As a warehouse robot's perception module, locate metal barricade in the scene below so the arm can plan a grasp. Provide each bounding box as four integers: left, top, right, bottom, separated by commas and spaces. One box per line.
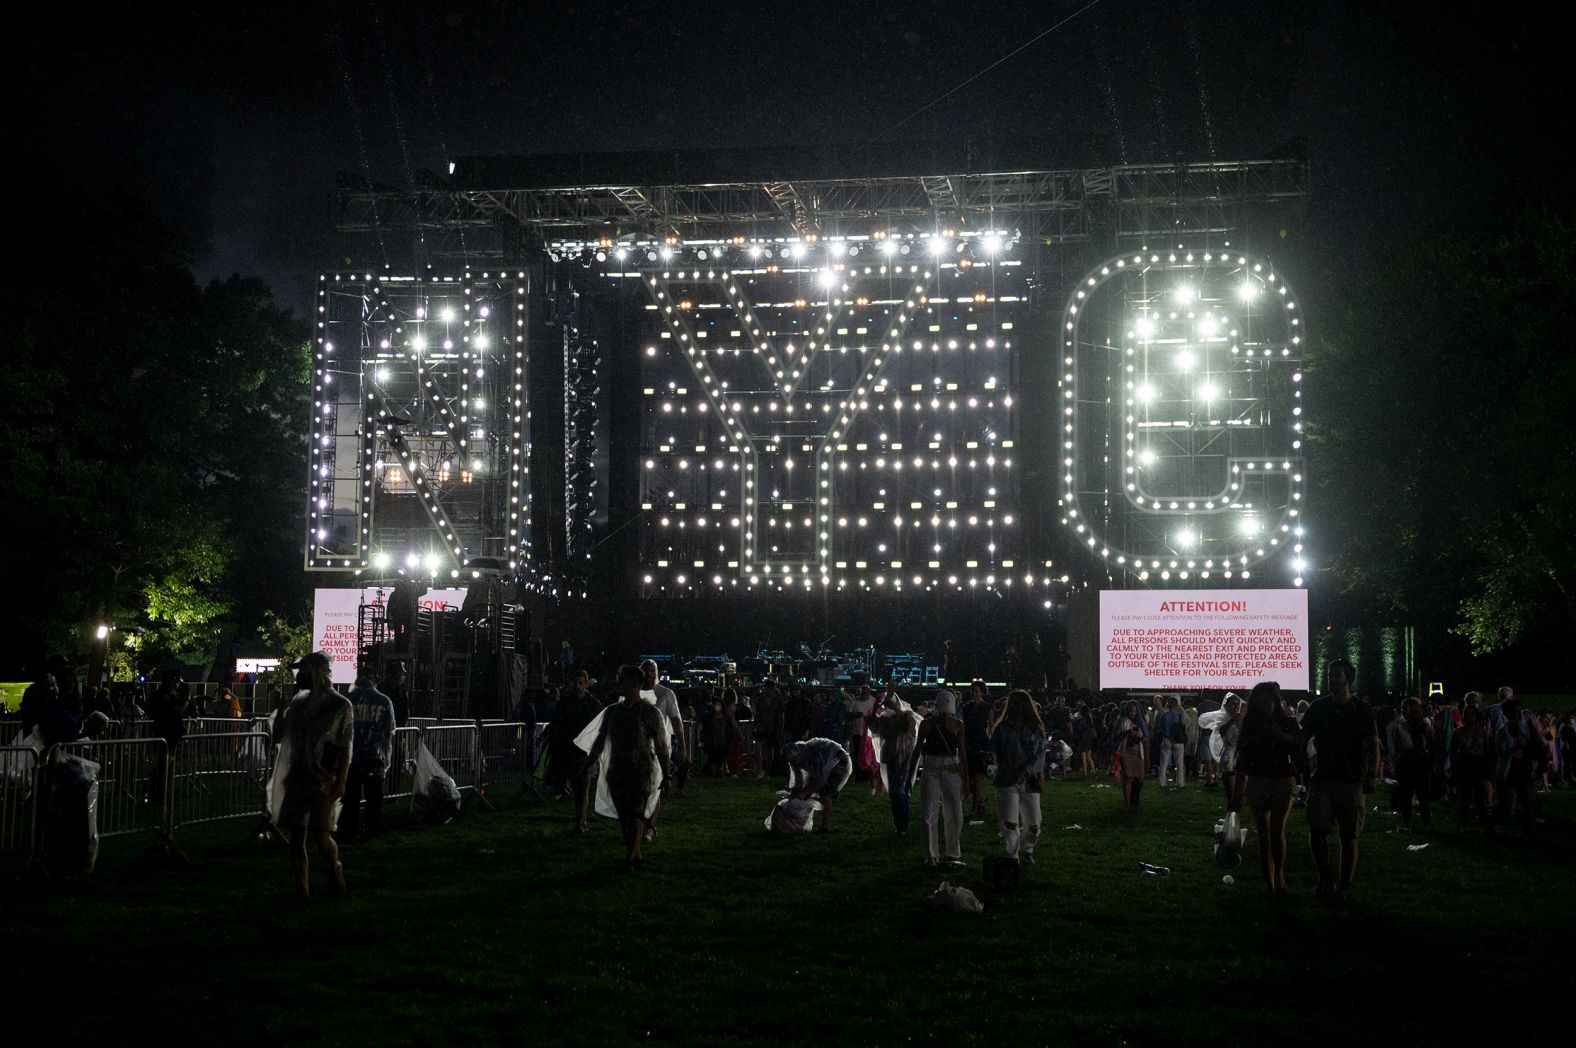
1, 745, 39, 861
407, 717, 440, 731
189, 717, 252, 735
419, 724, 478, 796
167, 731, 272, 835
123, 718, 158, 739
476, 722, 530, 798
383, 727, 423, 801
55, 737, 168, 839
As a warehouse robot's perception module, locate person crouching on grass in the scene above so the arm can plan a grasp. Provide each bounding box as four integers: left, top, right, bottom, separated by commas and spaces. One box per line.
784, 737, 852, 832
273, 651, 353, 899
584, 665, 672, 871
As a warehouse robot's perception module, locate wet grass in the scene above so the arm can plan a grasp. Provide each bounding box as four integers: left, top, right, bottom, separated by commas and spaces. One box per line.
4, 771, 1570, 1045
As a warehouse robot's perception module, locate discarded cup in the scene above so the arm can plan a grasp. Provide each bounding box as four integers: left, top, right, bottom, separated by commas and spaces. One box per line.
1140, 862, 1171, 877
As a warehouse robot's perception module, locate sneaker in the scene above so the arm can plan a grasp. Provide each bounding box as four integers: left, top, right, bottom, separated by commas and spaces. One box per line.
1335, 884, 1353, 904
925, 858, 939, 867
1023, 852, 1036, 865
945, 858, 966, 867
643, 826, 658, 842
575, 823, 589, 835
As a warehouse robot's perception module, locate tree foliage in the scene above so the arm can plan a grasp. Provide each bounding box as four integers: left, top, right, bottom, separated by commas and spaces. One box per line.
5, 183, 311, 672
1311, 195, 1576, 655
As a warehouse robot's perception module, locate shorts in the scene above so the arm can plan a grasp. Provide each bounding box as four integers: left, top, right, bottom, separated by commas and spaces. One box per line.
966, 750, 988, 776
1307, 780, 1365, 839
277, 788, 338, 833
1244, 775, 1296, 814
821, 758, 851, 800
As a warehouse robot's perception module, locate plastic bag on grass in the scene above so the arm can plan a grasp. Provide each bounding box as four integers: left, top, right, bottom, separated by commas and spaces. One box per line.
41, 752, 100, 878
413, 741, 462, 824
764, 794, 822, 834
1214, 810, 1245, 869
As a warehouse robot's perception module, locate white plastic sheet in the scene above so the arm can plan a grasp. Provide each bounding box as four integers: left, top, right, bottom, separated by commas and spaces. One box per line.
870, 710, 920, 793
3, 728, 44, 788
573, 699, 672, 821
42, 752, 99, 878
413, 741, 461, 823
764, 795, 822, 834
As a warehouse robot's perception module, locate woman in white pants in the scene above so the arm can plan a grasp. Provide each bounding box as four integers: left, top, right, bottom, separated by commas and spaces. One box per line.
990, 690, 1048, 863
917, 690, 969, 866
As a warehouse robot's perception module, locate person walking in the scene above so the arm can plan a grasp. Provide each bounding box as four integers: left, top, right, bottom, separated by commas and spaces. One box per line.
1229, 682, 1302, 897
917, 689, 968, 866
961, 681, 992, 818
1217, 694, 1244, 801
271, 652, 353, 898
582, 665, 671, 870
1450, 703, 1492, 830
641, 660, 687, 822
1488, 698, 1538, 837
1117, 701, 1147, 812
1391, 697, 1434, 830
1156, 696, 1188, 788
871, 699, 921, 835
721, 688, 745, 776
990, 690, 1047, 863
1302, 659, 1379, 903
547, 670, 603, 832
340, 666, 396, 841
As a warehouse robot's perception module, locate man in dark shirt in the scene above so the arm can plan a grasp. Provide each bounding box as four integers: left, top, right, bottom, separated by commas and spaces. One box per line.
341, 667, 396, 841
1302, 659, 1380, 902
961, 680, 992, 820
146, 670, 189, 807
753, 681, 782, 779
781, 683, 813, 745
547, 670, 603, 832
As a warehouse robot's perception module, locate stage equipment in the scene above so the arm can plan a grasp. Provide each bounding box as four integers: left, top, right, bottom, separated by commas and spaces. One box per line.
331, 146, 1310, 591
307, 272, 533, 579
1060, 249, 1307, 587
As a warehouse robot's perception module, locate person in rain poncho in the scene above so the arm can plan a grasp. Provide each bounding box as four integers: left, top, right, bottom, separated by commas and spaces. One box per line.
782, 737, 852, 832
270, 651, 353, 898
577, 665, 672, 870
871, 692, 921, 836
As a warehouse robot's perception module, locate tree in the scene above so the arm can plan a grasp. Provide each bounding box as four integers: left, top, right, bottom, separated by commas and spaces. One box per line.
4, 180, 311, 674
1311, 194, 1576, 658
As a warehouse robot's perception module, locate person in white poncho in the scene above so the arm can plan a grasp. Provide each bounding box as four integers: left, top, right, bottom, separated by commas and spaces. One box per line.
576, 665, 672, 870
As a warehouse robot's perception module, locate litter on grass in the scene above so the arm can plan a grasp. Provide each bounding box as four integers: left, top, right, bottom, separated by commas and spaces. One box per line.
925, 882, 984, 914
1407, 843, 1430, 852
1061, 824, 1087, 831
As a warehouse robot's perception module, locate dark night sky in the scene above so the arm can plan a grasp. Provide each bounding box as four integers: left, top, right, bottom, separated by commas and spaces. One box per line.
18, 0, 1563, 312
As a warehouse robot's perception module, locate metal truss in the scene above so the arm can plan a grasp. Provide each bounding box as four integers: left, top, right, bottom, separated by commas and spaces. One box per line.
335, 158, 1308, 245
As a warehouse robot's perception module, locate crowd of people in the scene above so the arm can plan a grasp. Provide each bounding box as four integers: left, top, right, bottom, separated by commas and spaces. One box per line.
521, 659, 1572, 899
8, 650, 1573, 900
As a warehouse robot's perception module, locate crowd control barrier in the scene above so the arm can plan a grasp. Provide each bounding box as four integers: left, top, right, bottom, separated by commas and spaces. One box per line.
167, 731, 272, 836
419, 724, 479, 797
55, 737, 168, 841
476, 722, 531, 798
1, 745, 39, 865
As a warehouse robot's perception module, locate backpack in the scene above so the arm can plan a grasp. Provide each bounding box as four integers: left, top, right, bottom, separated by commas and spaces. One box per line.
1167, 713, 1187, 745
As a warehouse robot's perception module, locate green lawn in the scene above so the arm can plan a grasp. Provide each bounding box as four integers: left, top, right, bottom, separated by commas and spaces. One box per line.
4, 772, 1570, 1045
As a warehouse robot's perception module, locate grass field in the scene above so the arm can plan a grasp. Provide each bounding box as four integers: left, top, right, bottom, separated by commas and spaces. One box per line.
4, 770, 1570, 1045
